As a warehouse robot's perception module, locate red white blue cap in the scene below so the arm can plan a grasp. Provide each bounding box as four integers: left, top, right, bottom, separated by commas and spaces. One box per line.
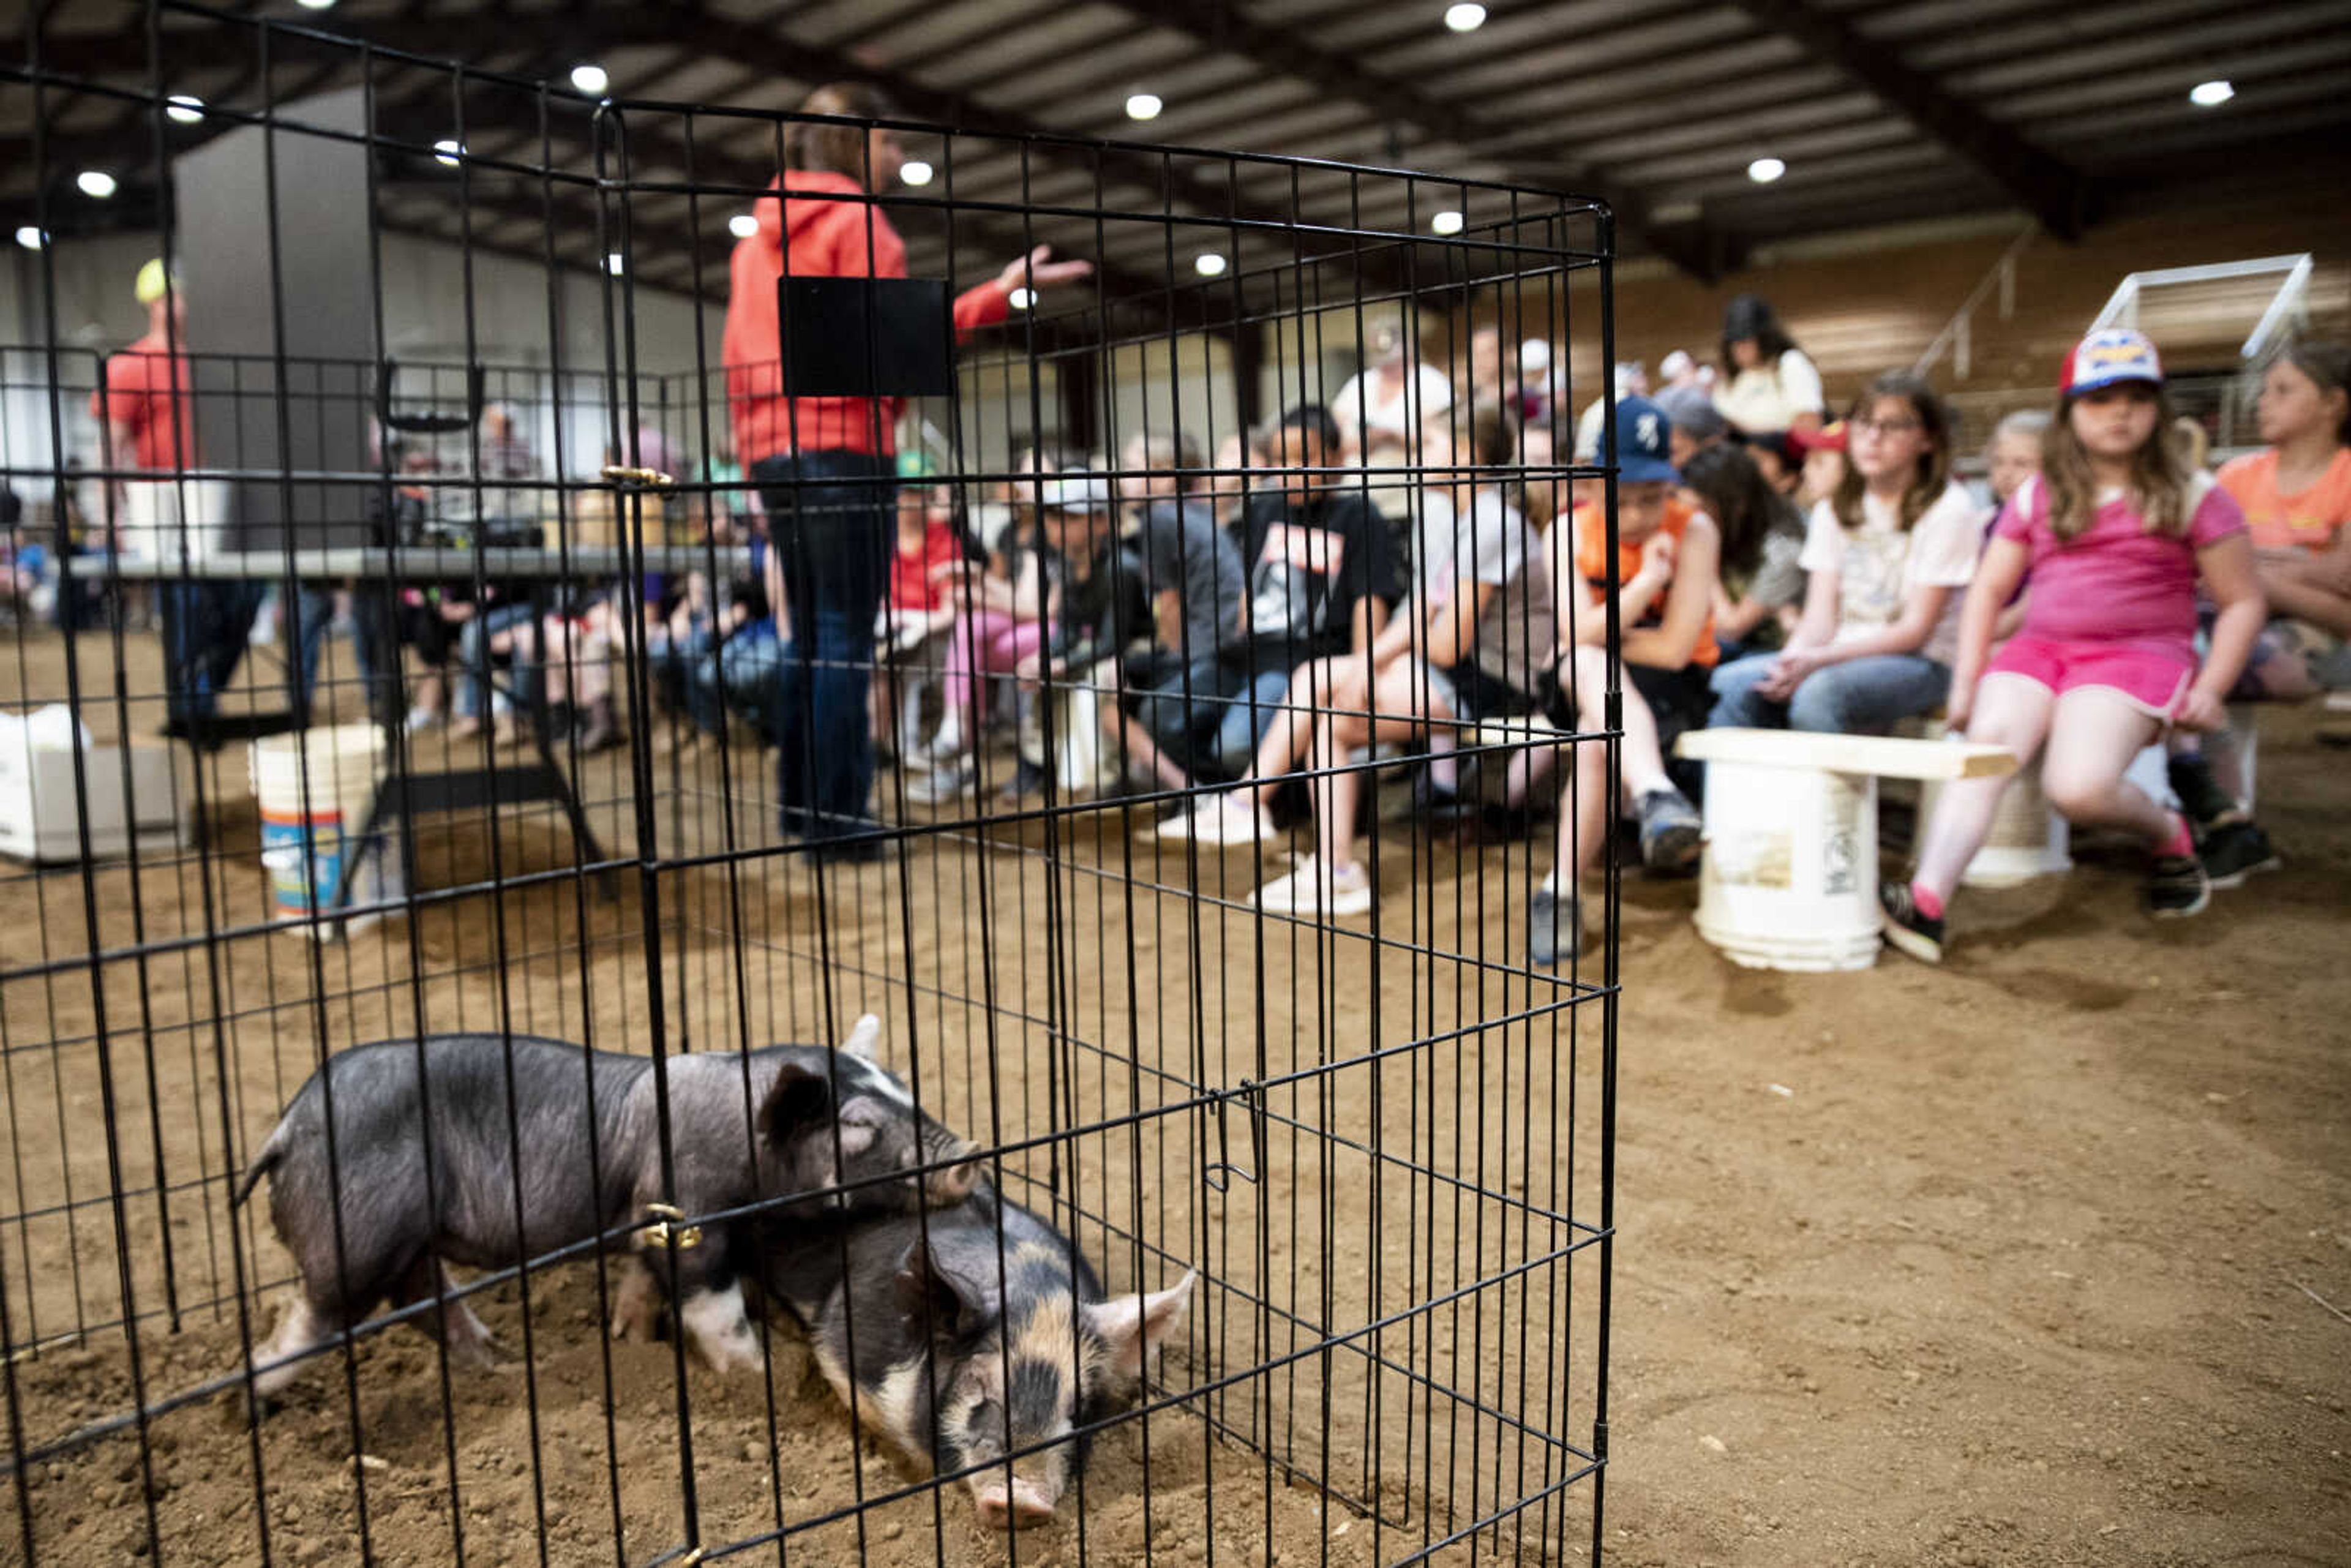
2061, 328, 2164, 397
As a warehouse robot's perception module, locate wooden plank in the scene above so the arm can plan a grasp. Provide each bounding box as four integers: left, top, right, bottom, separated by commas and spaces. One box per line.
1674, 726, 2017, 781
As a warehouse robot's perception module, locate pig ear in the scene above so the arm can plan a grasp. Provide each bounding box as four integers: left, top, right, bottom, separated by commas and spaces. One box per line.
1083, 1270, 1196, 1382
760, 1058, 833, 1141
895, 1239, 985, 1343
842, 1014, 882, 1062
924, 1141, 981, 1206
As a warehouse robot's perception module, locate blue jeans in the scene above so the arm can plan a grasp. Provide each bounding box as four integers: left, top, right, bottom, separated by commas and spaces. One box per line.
162, 582, 369, 727
1708, 651, 1950, 733
651, 618, 713, 726
160, 579, 266, 727
754, 452, 893, 837
454, 602, 540, 719
699, 621, 781, 736
1212, 668, 1295, 777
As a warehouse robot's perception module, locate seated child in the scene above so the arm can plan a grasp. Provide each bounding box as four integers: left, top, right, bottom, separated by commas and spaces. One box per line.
1532, 396, 1716, 966
1708, 370, 1982, 735
874, 480, 962, 762
1160, 404, 1550, 918
1883, 329, 2263, 962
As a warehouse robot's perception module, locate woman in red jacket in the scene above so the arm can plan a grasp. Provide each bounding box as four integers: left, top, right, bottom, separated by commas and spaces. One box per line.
722, 82, 1089, 854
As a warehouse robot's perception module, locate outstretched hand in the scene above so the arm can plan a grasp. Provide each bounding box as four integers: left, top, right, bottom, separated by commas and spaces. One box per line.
996, 244, 1095, 296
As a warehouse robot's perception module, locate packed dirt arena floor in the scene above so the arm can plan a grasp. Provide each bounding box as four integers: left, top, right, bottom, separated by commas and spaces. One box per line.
2, 630, 2347, 1566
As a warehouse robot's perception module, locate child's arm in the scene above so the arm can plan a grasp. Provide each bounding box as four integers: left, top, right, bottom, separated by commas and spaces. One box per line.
1621, 517, 1719, 669
2252, 548, 2351, 637
1940, 536, 2030, 733
1151, 587, 1183, 650
1713, 582, 1772, 642
1790, 582, 1950, 669
1782, 564, 1838, 653
1350, 588, 1391, 656
1007, 550, 1047, 620
2179, 534, 2267, 731
1411, 578, 1497, 671
1566, 533, 1674, 649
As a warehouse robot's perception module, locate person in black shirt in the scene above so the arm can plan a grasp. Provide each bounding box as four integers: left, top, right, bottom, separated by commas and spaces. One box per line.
1155, 405, 1404, 841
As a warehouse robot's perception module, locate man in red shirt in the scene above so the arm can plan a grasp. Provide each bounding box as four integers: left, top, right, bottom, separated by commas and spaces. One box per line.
93, 260, 258, 735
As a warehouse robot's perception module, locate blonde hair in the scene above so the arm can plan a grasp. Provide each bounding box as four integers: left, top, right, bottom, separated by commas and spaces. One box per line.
2041, 383, 2192, 542
1831, 370, 1952, 532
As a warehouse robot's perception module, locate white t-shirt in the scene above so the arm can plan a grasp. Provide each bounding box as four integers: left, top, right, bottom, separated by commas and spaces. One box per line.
1798, 482, 1985, 665
1714, 348, 1824, 436
1332, 362, 1454, 452
1410, 488, 1553, 691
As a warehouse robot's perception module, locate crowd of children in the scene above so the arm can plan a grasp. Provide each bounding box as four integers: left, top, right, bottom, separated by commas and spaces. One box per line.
58, 235, 2347, 967
666, 320, 2341, 970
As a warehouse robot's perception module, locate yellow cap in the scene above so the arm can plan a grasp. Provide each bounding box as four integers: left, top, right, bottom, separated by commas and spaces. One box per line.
134, 258, 170, 306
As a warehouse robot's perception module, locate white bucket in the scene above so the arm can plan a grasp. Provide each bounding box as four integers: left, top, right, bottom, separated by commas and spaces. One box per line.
1920, 760, 2072, 889
249, 724, 394, 939
1693, 757, 1881, 972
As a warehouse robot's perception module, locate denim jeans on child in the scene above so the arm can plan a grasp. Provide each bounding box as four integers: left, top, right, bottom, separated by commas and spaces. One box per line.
1707, 651, 1950, 733
453, 602, 541, 720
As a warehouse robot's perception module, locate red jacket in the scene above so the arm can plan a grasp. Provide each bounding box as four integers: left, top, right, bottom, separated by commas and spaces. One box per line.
722, 169, 1011, 463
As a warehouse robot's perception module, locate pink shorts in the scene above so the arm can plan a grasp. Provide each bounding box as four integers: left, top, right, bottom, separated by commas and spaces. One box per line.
1983, 634, 2193, 718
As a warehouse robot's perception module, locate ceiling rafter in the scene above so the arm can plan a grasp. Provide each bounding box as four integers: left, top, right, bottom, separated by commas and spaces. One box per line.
1725, 0, 2089, 239
648, 6, 1441, 302
1078, 0, 1731, 281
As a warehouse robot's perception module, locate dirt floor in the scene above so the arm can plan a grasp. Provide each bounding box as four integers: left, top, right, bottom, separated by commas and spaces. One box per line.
1, 626, 2346, 1567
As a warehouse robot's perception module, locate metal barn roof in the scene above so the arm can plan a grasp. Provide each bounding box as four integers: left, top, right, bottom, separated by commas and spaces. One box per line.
8, 0, 2345, 299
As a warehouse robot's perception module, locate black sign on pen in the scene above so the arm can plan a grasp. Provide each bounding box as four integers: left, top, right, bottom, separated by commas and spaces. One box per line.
778, 276, 956, 399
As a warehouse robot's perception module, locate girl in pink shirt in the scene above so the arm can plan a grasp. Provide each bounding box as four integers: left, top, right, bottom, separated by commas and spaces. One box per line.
1882, 329, 2266, 962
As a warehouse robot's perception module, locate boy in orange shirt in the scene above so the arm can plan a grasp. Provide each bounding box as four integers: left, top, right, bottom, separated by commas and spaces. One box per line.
1534, 397, 1717, 966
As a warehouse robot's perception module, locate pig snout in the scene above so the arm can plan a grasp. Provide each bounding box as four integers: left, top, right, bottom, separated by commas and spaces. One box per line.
971, 1477, 1057, 1530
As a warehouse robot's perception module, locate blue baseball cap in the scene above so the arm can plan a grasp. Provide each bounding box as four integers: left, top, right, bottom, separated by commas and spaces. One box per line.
1608, 395, 1679, 484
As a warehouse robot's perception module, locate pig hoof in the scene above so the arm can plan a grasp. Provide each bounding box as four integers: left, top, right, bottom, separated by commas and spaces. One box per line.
680, 1285, 760, 1375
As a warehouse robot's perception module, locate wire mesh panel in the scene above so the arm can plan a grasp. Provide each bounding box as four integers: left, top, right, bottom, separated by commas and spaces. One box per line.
2, 5, 1624, 1563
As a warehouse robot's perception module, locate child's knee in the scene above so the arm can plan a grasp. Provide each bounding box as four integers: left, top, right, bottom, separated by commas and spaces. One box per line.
2041, 764, 2116, 821
1783, 681, 1845, 732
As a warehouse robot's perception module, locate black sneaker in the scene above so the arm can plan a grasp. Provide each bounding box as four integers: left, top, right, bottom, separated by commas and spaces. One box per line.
998, 759, 1049, 803
1529, 887, 1580, 968
2198, 820, 2279, 890
1636, 787, 1703, 874
2165, 752, 2244, 831
2147, 852, 2211, 918
1878, 881, 1946, 964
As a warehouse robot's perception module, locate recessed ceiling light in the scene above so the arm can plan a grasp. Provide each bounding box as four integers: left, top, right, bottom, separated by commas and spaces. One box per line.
1431, 209, 1464, 235
166, 95, 204, 125
729, 212, 759, 239
1125, 92, 1163, 121
2189, 79, 2234, 108
294, 0, 337, 9
15, 227, 45, 250
1747, 156, 1787, 183
899, 159, 934, 187
1444, 2, 1487, 31
1008, 287, 1035, 310
1194, 252, 1228, 277
77, 170, 117, 199
605, 252, 626, 275
433, 139, 463, 167
569, 64, 609, 96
